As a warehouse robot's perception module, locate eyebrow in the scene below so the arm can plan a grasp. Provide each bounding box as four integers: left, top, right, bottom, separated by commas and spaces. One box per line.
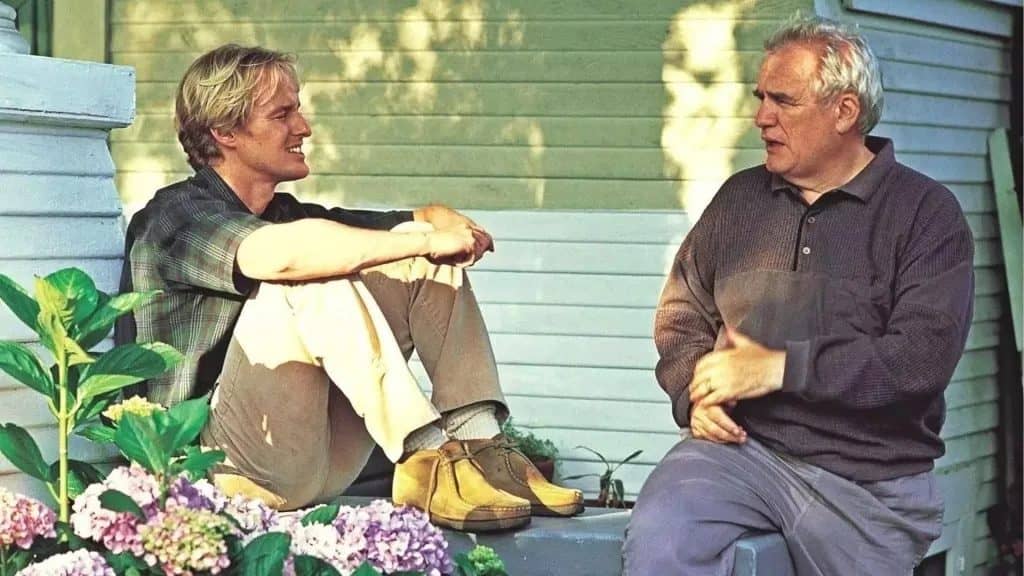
752, 88, 794, 102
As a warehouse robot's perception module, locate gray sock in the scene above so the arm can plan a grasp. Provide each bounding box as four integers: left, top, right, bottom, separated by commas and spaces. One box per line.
402, 423, 447, 456
444, 402, 501, 440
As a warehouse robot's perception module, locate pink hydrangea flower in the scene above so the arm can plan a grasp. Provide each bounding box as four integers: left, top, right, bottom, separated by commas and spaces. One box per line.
16, 549, 115, 576
0, 487, 56, 549
70, 465, 160, 555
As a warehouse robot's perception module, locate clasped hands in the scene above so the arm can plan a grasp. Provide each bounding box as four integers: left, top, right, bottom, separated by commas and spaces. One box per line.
415, 205, 494, 267
688, 328, 785, 444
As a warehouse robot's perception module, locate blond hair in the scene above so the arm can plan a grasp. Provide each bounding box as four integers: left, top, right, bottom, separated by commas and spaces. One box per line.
175, 44, 298, 170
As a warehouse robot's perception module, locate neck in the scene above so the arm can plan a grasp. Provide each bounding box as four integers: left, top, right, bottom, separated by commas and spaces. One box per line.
211, 163, 276, 215
797, 139, 875, 205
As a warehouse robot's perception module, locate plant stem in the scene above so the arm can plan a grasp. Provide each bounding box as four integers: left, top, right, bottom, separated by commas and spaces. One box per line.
57, 359, 69, 523
1, 545, 7, 576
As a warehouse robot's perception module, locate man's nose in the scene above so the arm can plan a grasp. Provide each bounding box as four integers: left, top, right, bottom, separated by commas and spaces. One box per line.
295, 112, 312, 137
754, 101, 774, 128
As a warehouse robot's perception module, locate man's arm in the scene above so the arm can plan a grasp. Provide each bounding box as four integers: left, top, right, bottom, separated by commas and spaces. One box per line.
236, 218, 477, 281
655, 209, 748, 442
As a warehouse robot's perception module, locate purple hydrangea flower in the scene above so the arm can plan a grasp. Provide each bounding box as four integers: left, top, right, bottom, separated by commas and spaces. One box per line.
167, 476, 227, 514
224, 494, 278, 540
0, 487, 56, 550
335, 500, 452, 576
16, 549, 115, 576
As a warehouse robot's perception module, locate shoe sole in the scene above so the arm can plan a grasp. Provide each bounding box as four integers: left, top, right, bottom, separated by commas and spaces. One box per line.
531, 501, 586, 517
430, 511, 531, 532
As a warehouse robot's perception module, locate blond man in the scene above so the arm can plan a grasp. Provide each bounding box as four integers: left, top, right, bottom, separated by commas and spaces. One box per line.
117, 44, 582, 531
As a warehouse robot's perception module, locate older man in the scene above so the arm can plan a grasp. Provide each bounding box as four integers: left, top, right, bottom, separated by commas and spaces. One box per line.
118, 44, 582, 530
623, 17, 974, 575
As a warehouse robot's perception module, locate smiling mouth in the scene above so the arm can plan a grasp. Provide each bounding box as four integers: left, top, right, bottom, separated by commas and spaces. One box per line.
287, 145, 303, 155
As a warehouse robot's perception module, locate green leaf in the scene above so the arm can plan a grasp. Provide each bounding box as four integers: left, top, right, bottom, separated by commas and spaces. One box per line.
77, 387, 122, 424
78, 342, 183, 402
5, 549, 33, 574
63, 335, 95, 367
99, 489, 145, 519
453, 554, 480, 576
293, 556, 344, 576
239, 532, 292, 576
165, 395, 210, 454
0, 423, 53, 481
45, 268, 99, 328
50, 459, 104, 500
105, 551, 149, 573
76, 424, 117, 444
0, 340, 53, 397
0, 273, 39, 331
352, 563, 385, 576
610, 450, 644, 474
172, 448, 225, 481
78, 290, 159, 350
301, 502, 341, 526
114, 413, 168, 475
35, 305, 67, 360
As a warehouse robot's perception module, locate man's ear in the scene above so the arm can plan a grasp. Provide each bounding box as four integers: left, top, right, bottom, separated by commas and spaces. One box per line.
834, 92, 861, 135
210, 127, 236, 150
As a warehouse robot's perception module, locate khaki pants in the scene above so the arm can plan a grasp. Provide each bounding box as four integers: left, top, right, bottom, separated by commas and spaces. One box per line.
200, 231, 505, 510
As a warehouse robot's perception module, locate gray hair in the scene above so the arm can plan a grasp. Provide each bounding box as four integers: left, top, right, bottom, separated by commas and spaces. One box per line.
764, 16, 884, 134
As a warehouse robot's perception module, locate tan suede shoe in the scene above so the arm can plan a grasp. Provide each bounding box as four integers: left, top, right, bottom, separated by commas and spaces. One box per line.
393, 440, 531, 532
464, 435, 585, 517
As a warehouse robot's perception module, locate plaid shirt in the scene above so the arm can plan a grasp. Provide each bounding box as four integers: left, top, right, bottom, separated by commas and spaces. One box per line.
116, 167, 412, 406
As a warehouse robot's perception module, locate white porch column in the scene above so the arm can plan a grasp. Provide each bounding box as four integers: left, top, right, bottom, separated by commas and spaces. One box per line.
0, 2, 28, 54
0, 1, 135, 499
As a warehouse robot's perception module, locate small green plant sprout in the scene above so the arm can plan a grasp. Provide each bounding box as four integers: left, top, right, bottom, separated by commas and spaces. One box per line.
563, 446, 644, 508
0, 268, 182, 522
500, 418, 557, 462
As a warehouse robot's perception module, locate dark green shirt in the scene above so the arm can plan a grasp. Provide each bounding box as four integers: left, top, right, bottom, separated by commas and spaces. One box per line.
116, 167, 412, 406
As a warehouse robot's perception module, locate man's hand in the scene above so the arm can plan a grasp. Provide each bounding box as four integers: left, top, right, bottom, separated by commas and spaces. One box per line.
423, 226, 477, 266
689, 328, 785, 406
415, 205, 494, 265
689, 400, 746, 444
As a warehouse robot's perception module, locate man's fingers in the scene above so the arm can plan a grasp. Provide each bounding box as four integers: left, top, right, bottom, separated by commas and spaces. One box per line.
705, 404, 745, 441
693, 410, 735, 443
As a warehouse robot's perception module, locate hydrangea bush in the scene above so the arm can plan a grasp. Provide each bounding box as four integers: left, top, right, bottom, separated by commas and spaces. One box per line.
0, 269, 508, 576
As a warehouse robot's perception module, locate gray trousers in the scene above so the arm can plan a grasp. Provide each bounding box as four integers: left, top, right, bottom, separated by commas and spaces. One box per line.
622, 433, 944, 576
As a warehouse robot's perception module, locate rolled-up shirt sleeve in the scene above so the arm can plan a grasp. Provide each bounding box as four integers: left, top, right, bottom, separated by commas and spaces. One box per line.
154, 196, 270, 295
781, 191, 975, 409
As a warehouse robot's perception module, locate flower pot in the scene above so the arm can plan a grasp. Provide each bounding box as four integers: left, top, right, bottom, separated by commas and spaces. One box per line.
532, 458, 556, 482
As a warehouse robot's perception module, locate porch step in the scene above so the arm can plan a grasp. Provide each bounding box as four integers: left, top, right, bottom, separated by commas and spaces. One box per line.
444, 506, 631, 576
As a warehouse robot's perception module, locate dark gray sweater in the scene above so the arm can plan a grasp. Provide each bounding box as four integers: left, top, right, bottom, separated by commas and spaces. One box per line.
655, 137, 975, 481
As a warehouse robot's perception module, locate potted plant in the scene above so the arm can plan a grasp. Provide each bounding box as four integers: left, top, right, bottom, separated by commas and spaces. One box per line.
563, 446, 643, 508
500, 419, 559, 481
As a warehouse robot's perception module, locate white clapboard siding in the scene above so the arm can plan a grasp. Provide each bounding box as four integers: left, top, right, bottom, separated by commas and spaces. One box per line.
0, 54, 133, 501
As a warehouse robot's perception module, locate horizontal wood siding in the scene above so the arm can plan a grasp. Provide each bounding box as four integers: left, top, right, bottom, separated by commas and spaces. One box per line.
109, 0, 812, 212
817, 1, 1017, 570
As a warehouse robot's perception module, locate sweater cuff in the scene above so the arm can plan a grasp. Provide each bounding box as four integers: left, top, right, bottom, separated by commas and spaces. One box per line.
782, 340, 810, 394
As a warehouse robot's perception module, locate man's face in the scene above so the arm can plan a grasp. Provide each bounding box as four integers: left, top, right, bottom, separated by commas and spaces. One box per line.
754, 44, 840, 185
230, 74, 311, 186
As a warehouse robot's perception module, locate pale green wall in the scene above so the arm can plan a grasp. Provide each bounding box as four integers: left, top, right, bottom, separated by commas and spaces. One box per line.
106, 0, 810, 212
52, 0, 105, 62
